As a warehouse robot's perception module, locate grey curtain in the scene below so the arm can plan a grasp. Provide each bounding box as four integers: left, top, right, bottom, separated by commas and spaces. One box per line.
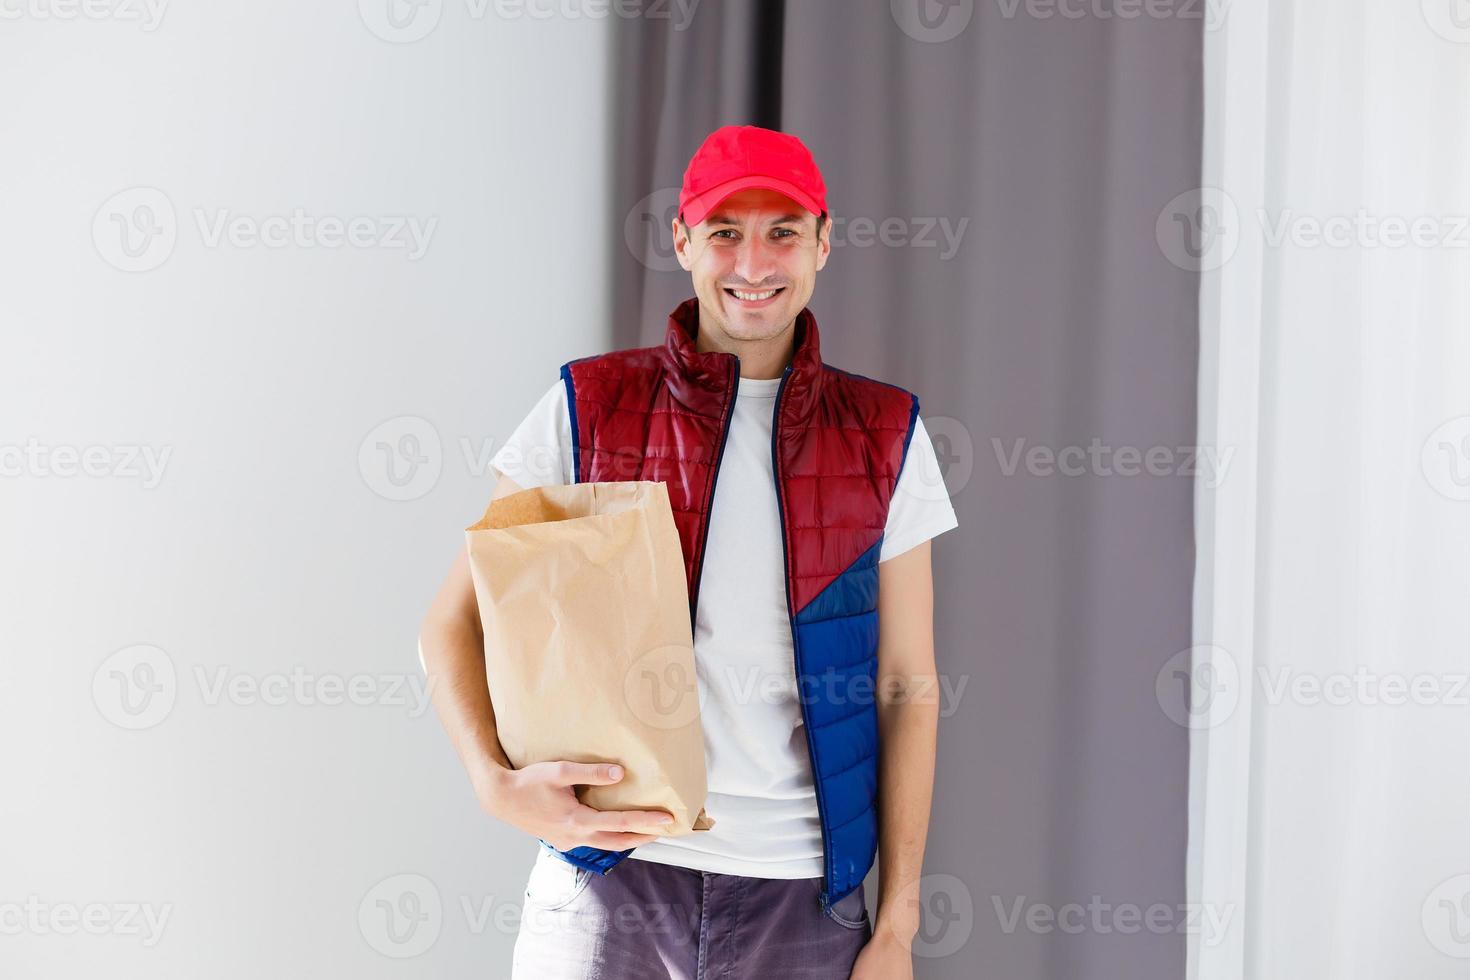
610, 4, 1200, 978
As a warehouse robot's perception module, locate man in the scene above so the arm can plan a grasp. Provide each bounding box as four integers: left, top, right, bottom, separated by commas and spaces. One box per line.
420, 125, 958, 979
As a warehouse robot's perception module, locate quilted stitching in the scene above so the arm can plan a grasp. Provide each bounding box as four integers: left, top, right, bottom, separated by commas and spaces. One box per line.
554, 298, 918, 909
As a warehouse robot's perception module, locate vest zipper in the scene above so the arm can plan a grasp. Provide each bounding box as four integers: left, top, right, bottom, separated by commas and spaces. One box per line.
686, 354, 740, 631
769, 362, 836, 912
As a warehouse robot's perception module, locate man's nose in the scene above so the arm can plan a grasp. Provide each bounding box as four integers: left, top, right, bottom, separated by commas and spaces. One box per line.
731, 236, 779, 285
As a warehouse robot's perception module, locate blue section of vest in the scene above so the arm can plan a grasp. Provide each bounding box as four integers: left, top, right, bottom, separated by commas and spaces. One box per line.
559, 362, 581, 482
546, 842, 631, 875
792, 538, 884, 908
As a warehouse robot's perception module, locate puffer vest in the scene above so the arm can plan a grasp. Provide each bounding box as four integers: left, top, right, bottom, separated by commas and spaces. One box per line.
550, 296, 920, 910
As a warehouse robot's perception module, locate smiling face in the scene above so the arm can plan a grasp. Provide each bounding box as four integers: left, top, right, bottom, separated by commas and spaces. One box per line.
672, 186, 831, 362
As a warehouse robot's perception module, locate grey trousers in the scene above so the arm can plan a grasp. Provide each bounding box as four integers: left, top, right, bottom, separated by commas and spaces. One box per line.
511, 846, 872, 979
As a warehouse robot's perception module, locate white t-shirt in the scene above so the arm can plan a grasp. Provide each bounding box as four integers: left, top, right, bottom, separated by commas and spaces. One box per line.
490, 374, 959, 879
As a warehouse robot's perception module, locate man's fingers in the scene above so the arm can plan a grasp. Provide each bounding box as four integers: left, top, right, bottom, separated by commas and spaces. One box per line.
585, 831, 662, 849
546, 831, 660, 851
580, 806, 676, 833
553, 761, 626, 786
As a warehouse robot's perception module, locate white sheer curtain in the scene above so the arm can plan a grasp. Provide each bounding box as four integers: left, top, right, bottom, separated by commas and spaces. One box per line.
1190, 2, 1470, 977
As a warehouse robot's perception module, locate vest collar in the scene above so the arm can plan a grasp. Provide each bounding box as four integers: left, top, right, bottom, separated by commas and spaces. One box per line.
661, 297, 825, 423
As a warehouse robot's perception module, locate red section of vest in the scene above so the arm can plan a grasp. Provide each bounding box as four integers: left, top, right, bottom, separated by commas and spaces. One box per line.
564, 298, 915, 615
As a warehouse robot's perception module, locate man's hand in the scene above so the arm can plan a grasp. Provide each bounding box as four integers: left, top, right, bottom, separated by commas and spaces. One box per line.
484, 760, 675, 852
422, 471, 676, 854
850, 929, 913, 980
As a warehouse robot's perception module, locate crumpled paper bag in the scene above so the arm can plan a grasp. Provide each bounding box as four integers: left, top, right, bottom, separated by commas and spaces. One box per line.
465, 480, 713, 836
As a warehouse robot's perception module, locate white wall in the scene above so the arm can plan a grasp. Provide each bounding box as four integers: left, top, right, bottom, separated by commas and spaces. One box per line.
0, 3, 612, 975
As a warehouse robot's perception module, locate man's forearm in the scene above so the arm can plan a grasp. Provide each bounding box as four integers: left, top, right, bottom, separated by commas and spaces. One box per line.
420, 604, 512, 803
873, 685, 940, 943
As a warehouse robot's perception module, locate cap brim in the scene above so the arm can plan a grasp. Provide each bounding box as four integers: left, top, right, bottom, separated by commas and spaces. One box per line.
681, 175, 824, 228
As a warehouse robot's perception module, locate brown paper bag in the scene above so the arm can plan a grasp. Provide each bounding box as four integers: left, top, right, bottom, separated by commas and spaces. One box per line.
465, 480, 713, 837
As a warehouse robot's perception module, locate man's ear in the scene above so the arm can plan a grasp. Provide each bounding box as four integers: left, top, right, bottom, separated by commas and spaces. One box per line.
671, 218, 694, 271
814, 216, 832, 271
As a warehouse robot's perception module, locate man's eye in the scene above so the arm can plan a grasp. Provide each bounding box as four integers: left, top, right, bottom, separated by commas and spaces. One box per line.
773, 228, 796, 239
712, 230, 737, 240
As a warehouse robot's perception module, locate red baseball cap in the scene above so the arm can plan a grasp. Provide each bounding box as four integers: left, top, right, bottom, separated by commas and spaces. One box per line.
679, 125, 828, 228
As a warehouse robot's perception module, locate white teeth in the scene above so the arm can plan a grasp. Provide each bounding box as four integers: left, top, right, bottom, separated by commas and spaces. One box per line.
732, 289, 778, 301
